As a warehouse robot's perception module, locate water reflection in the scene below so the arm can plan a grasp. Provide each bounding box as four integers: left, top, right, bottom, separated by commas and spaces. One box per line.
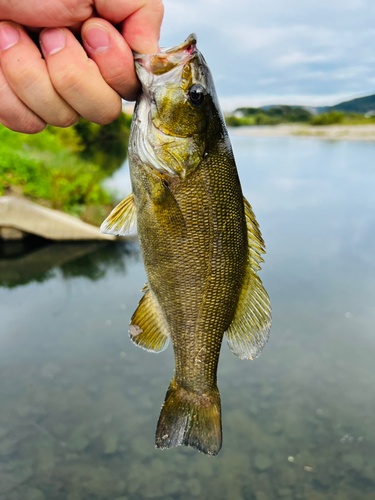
0, 239, 138, 289
1, 137, 375, 500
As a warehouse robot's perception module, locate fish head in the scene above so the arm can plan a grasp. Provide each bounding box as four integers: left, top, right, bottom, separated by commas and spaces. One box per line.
132, 34, 221, 180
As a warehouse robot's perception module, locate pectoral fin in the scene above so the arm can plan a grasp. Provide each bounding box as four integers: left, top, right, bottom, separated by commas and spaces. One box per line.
129, 289, 170, 353
225, 197, 271, 359
148, 172, 187, 238
100, 193, 136, 236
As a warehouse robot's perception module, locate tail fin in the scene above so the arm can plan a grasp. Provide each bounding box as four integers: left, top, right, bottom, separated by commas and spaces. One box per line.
155, 379, 222, 456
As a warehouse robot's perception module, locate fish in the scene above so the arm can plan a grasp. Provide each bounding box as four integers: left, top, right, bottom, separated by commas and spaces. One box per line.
101, 34, 271, 456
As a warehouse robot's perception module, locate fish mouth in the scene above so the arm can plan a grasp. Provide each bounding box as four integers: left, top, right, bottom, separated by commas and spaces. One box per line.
134, 33, 198, 83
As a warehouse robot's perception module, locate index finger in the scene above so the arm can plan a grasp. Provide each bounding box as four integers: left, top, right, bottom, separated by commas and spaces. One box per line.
0, 0, 93, 28
95, 0, 164, 54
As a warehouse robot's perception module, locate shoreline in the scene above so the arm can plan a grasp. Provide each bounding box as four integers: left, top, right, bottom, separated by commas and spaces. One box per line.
229, 124, 375, 141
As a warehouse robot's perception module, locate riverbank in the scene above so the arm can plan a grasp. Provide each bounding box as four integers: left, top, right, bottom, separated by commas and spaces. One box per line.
230, 124, 375, 141
0, 114, 131, 227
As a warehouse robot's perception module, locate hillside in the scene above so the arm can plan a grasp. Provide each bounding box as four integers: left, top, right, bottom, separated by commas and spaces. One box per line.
329, 94, 375, 114
254, 94, 375, 115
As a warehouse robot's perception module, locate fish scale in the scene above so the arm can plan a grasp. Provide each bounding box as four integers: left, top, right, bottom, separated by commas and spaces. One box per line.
100, 33, 271, 455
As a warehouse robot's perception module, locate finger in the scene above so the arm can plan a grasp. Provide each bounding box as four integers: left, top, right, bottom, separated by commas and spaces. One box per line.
0, 0, 93, 28
95, 0, 164, 53
0, 66, 46, 134
0, 22, 79, 128
0, 27, 46, 133
82, 18, 140, 101
40, 27, 122, 125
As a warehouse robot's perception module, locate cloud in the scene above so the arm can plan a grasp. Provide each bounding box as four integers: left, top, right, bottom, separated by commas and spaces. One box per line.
276, 52, 334, 68
161, 0, 375, 108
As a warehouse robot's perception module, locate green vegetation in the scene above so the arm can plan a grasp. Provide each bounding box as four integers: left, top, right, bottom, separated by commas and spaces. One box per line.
310, 111, 344, 125
73, 112, 132, 175
225, 106, 375, 128
225, 105, 313, 127
0, 114, 131, 226
310, 111, 375, 126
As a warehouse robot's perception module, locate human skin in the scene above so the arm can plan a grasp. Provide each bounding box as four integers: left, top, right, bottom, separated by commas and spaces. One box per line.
0, 0, 164, 133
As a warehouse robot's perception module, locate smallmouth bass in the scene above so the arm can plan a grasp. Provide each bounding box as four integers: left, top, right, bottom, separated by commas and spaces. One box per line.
101, 34, 271, 456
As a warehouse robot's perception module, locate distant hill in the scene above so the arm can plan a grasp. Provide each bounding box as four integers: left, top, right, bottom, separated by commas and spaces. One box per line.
258, 94, 375, 115
329, 94, 375, 114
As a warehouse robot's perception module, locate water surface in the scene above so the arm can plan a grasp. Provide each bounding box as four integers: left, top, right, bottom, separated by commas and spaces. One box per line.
1, 136, 375, 500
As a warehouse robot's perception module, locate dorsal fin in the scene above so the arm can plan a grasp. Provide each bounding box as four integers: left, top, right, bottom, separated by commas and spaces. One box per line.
225, 197, 271, 359
243, 197, 265, 271
100, 193, 136, 236
129, 289, 170, 353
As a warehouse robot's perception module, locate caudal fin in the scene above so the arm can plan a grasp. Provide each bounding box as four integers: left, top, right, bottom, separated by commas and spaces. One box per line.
155, 379, 222, 456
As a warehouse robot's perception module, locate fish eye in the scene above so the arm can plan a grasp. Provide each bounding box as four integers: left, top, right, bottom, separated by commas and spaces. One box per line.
188, 85, 205, 106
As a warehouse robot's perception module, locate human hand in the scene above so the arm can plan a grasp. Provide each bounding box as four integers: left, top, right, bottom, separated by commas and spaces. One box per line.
0, 0, 164, 133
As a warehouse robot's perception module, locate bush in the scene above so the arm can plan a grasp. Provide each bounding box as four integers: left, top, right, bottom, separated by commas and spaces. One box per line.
0, 114, 131, 224
310, 112, 345, 126
0, 123, 112, 219
73, 113, 131, 174
225, 116, 246, 127
225, 105, 313, 127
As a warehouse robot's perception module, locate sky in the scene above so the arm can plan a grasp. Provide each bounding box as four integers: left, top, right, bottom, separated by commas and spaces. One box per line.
160, 0, 375, 111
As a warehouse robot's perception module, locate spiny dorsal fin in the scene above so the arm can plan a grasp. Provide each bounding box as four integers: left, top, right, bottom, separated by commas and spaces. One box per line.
225, 197, 271, 359
129, 290, 170, 353
100, 193, 136, 236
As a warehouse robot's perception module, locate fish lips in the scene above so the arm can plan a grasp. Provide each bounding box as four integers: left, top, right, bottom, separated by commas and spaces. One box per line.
134, 33, 198, 90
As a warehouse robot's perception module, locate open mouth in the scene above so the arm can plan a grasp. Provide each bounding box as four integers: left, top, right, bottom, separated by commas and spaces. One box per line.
134, 33, 198, 77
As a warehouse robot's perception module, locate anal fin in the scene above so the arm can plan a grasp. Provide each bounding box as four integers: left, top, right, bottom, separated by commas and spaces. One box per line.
100, 192, 136, 236
129, 289, 170, 353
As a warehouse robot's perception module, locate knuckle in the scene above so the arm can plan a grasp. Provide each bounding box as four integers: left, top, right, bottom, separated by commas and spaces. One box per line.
62, 112, 80, 128
2, 117, 46, 134
6, 60, 42, 91
50, 109, 80, 128
94, 102, 122, 125
28, 124, 47, 134
51, 64, 87, 96
0, 73, 46, 133
60, 0, 93, 24
21, 116, 47, 134
105, 66, 128, 88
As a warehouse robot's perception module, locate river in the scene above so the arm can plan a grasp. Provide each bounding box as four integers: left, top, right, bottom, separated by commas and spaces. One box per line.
1, 134, 374, 500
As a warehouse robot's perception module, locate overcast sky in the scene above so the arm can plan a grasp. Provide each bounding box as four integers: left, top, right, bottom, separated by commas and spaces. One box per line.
160, 0, 375, 110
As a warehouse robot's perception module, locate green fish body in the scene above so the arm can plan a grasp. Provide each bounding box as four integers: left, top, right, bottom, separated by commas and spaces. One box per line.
101, 34, 271, 455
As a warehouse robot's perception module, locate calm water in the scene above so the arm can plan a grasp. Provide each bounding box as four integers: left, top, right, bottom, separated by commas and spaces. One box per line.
1, 135, 375, 500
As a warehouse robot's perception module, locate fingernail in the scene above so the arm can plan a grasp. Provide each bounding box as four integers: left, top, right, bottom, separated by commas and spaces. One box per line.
0, 24, 20, 51
84, 26, 110, 53
41, 29, 66, 55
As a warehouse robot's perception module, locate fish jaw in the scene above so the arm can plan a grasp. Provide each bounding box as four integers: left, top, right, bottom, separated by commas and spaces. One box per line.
134, 33, 198, 89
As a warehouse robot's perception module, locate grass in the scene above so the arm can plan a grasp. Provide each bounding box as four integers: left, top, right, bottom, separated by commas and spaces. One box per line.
0, 115, 131, 226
